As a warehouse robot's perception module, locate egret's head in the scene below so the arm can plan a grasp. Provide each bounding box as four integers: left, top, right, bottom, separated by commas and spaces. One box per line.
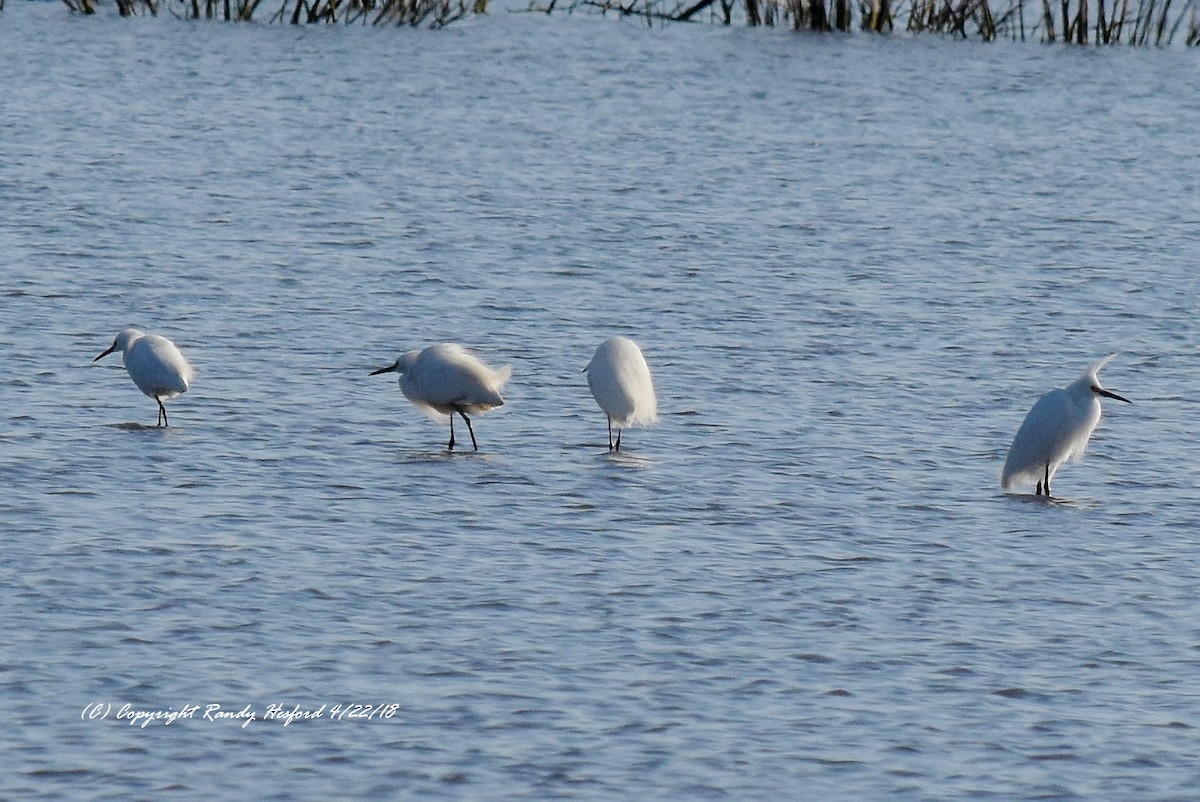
1083, 353, 1131, 404
94, 328, 144, 362
369, 350, 420, 377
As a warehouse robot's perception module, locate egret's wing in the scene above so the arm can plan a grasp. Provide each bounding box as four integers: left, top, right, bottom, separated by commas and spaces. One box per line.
126, 335, 192, 397
1002, 390, 1071, 489
410, 345, 508, 410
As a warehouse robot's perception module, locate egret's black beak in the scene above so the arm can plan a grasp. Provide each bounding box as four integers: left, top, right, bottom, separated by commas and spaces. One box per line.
370, 363, 398, 376
94, 343, 118, 362
1095, 387, 1132, 404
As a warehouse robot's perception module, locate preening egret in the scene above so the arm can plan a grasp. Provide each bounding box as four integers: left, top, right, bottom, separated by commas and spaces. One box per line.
94, 329, 194, 427
1001, 354, 1131, 498
585, 336, 657, 451
370, 343, 511, 451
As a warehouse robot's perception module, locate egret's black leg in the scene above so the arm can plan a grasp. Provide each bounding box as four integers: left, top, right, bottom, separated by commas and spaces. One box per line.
157, 397, 169, 427
606, 416, 614, 451
448, 414, 456, 451
458, 410, 478, 451
615, 428, 622, 452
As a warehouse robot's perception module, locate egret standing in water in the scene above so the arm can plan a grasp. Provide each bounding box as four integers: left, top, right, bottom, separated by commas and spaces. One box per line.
94, 328, 194, 427
585, 336, 657, 451
370, 343, 511, 451
1001, 354, 1131, 498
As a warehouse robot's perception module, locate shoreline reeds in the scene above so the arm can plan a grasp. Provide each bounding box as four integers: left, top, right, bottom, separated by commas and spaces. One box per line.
545, 0, 1198, 42
59, 0, 486, 26
48, 0, 1200, 43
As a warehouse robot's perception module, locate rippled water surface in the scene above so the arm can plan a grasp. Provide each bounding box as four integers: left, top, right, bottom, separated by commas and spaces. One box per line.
3, 3, 1200, 798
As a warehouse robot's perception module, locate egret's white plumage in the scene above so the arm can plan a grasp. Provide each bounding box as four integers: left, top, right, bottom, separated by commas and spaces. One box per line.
370, 343, 511, 451
585, 336, 657, 451
1001, 354, 1131, 498
94, 328, 194, 427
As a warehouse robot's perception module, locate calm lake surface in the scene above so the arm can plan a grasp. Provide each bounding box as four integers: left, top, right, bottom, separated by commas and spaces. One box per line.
2, 2, 1199, 798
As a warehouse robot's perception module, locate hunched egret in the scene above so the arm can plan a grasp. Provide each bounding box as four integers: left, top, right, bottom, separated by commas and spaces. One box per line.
94, 329, 194, 427
371, 343, 511, 451
585, 337, 657, 451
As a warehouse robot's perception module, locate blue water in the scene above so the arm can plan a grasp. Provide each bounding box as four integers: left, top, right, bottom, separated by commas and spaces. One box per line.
2, 3, 1200, 798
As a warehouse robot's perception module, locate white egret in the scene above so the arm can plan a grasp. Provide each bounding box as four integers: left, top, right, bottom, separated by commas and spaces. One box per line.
370, 343, 511, 451
585, 336, 657, 451
94, 328, 194, 427
1001, 354, 1131, 498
